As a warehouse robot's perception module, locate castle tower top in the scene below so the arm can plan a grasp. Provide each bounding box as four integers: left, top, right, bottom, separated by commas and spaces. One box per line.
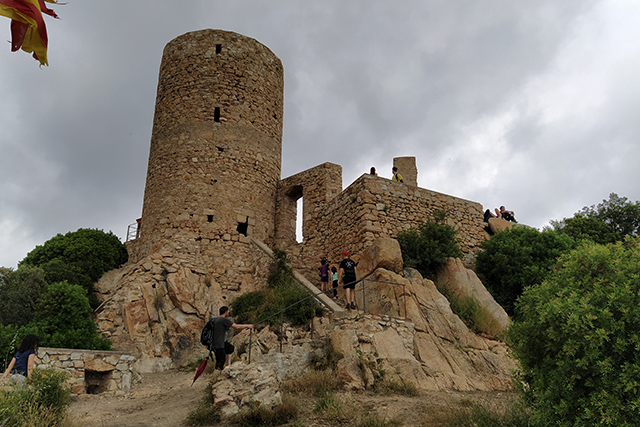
135, 29, 284, 266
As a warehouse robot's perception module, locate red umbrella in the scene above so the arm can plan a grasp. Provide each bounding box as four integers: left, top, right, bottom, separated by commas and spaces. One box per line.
191, 352, 212, 386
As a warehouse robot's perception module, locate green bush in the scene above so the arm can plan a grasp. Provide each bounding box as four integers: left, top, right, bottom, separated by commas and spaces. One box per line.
0, 266, 48, 326
397, 209, 463, 280
0, 367, 71, 427
20, 228, 128, 308
507, 238, 640, 426
231, 250, 321, 327
33, 281, 111, 350
475, 227, 575, 316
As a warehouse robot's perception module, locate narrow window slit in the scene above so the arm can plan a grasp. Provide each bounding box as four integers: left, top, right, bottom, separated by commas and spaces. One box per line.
214, 107, 221, 122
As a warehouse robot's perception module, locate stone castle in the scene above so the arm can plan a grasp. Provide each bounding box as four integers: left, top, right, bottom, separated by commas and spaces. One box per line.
96, 29, 492, 373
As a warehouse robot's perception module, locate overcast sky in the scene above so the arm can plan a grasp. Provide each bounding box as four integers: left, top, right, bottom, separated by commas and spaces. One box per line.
1, 1, 639, 268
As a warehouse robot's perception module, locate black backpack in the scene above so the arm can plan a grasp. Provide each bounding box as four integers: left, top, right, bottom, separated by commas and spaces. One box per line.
200, 318, 215, 350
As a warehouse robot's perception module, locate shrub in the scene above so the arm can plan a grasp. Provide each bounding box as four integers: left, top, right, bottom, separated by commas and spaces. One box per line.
0, 367, 71, 427
20, 228, 128, 308
507, 238, 640, 426
0, 266, 48, 326
231, 250, 321, 327
475, 226, 574, 316
283, 369, 339, 397
397, 209, 462, 280
228, 395, 299, 426
33, 281, 111, 350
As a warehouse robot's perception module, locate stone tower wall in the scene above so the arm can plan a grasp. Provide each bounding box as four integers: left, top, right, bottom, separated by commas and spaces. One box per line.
134, 29, 283, 292
393, 156, 418, 187
278, 172, 486, 280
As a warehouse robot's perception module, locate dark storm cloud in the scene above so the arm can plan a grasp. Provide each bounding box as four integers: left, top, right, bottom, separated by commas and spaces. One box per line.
1, 0, 638, 267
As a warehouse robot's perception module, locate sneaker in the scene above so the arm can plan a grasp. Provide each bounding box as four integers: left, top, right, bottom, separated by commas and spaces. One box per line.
350, 302, 356, 310
333, 295, 338, 299
346, 303, 351, 310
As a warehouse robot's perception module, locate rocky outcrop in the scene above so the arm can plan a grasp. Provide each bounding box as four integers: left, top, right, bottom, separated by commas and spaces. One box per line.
436, 257, 510, 337
487, 217, 516, 234
210, 362, 282, 416
93, 245, 272, 373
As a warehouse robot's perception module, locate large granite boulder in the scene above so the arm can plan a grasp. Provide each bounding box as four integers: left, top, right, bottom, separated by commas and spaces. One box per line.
436, 257, 510, 337
357, 237, 404, 278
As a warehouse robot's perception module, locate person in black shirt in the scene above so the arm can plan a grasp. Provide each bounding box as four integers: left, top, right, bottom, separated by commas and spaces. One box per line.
339, 250, 357, 310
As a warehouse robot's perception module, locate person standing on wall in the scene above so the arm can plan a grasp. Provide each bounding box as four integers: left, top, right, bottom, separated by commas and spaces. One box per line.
392, 167, 404, 183
339, 250, 357, 310
211, 306, 254, 370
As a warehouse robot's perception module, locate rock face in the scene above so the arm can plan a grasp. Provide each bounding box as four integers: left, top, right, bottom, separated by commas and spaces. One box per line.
94, 247, 272, 373
436, 257, 510, 337
488, 217, 516, 234
327, 237, 516, 392
211, 362, 282, 416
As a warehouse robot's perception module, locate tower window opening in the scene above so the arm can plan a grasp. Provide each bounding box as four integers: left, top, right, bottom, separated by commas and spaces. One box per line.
214, 107, 221, 122
237, 217, 249, 236
296, 197, 303, 243
215, 44, 222, 54
207, 215, 213, 223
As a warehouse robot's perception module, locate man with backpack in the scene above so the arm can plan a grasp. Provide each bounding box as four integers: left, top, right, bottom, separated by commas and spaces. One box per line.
202, 306, 254, 370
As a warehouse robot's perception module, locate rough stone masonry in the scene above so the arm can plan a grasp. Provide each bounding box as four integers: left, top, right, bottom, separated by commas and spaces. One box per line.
96, 29, 491, 373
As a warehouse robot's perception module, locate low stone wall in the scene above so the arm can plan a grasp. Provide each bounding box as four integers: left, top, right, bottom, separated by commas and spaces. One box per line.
35, 348, 136, 395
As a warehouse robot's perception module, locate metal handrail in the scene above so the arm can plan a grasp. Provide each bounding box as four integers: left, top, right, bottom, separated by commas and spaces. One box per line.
246, 275, 409, 363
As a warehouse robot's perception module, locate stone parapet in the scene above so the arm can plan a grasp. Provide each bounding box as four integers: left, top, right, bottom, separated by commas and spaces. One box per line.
35, 348, 136, 396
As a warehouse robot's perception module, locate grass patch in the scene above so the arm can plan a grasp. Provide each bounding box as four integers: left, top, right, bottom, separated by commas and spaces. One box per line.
308, 338, 341, 371
436, 284, 504, 337
283, 369, 339, 397
228, 394, 299, 427
357, 411, 403, 427
313, 390, 349, 423
0, 367, 72, 427
433, 400, 532, 427
372, 378, 419, 397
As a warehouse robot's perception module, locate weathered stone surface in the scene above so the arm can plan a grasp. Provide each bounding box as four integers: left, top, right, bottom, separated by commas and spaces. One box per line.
357, 237, 404, 278
337, 355, 365, 390
436, 258, 509, 336
331, 329, 358, 358
211, 362, 282, 415
488, 217, 515, 234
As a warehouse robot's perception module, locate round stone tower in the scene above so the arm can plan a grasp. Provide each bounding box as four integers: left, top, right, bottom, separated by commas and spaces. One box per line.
136, 29, 284, 288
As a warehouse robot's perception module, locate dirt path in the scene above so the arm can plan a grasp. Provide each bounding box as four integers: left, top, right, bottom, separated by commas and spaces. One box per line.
68, 369, 208, 427
68, 368, 517, 427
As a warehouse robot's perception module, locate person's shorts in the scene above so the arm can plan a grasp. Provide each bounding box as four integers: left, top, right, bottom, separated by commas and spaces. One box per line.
213, 342, 235, 370
343, 278, 356, 290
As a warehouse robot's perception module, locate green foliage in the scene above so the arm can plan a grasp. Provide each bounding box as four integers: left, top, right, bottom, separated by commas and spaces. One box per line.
552, 193, 640, 244
0, 266, 48, 326
0, 367, 71, 427
185, 403, 222, 426
475, 227, 575, 316
507, 238, 640, 427
232, 250, 321, 327
0, 324, 40, 371
397, 210, 463, 280
33, 281, 111, 350
20, 228, 128, 307
357, 412, 403, 427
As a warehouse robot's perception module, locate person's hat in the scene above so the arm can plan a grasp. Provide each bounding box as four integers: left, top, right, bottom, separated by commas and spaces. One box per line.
342, 250, 349, 255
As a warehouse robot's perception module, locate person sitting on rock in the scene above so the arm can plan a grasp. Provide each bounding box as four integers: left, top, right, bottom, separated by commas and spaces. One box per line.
499, 206, 517, 223
483, 209, 496, 223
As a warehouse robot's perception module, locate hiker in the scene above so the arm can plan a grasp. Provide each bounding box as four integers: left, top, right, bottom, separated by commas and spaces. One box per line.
499, 206, 517, 223
391, 167, 403, 183
483, 209, 496, 222
339, 250, 357, 310
2, 334, 39, 387
331, 266, 339, 299
319, 258, 330, 294
209, 306, 254, 370
370, 167, 378, 176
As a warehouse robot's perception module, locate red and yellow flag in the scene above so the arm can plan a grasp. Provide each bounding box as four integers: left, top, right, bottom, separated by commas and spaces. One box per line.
0, 0, 59, 66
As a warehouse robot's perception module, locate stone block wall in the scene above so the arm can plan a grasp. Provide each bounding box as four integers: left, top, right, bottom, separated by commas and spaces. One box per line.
35, 348, 136, 396
278, 171, 486, 279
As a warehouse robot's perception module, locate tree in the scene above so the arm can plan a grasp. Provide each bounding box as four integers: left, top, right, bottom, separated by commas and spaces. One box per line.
20, 228, 128, 307
507, 238, 640, 426
33, 281, 110, 350
0, 266, 48, 326
475, 226, 574, 316
396, 210, 463, 280
552, 193, 640, 244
